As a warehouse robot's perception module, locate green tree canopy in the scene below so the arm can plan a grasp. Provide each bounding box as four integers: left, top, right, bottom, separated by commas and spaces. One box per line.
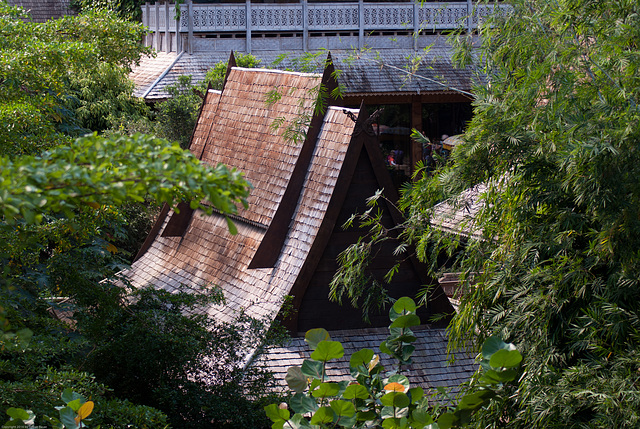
335, 0, 640, 426
0, 0, 152, 155
404, 0, 640, 426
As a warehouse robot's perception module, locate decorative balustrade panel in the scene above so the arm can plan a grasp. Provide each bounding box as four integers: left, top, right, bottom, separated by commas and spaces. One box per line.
251, 5, 303, 31
308, 4, 359, 30
143, 2, 509, 34
362, 4, 414, 30
418, 3, 467, 29
185, 5, 247, 31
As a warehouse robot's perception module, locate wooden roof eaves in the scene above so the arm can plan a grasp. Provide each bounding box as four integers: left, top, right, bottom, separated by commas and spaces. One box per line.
281, 103, 368, 332
248, 53, 340, 269
133, 203, 171, 262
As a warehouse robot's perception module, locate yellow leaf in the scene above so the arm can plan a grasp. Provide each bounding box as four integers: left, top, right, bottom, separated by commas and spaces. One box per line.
368, 354, 380, 373
77, 401, 94, 421
384, 382, 406, 392
106, 243, 118, 253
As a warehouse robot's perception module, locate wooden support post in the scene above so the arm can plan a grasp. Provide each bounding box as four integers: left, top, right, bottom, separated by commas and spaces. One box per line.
411, 95, 422, 176
246, 0, 252, 54
302, 0, 309, 52
187, 0, 193, 54
358, 0, 364, 49
143, 3, 148, 46
164, 1, 170, 52
155, 2, 160, 51
413, 0, 419, 51
176, 3, 182, 53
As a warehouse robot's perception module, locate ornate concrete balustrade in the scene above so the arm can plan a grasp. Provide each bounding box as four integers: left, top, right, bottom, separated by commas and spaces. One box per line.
142, 1, 507, 53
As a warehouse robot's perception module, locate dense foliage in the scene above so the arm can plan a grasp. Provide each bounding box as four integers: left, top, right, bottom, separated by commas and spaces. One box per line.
335, 0, 640, 427
0, 2, 277, 427
266, 298, 523, 429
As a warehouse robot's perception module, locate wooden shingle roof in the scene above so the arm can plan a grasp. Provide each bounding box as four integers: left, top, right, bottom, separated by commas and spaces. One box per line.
130, 42, 475, 101
200, 67, 321, 227
123, 62, 475, 392
259, 325, 475, 395
125, 63, 357, 324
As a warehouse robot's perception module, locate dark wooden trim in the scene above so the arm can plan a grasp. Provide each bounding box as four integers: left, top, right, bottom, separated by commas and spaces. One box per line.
187, 80, 212, 153
249, 53, 340, 268
282, 103, 369, 331
133, 203, 171, 262
342, 92, 472, 106
222, 50, 236, 92
161, 202, 194, 237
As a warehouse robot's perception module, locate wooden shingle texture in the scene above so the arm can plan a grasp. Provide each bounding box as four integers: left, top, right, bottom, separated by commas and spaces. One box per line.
259, 325, 476, 396
124, 66, 357, 324
429, 183, 486, 240
129, 41, 475, 101
7, 0, 74, 22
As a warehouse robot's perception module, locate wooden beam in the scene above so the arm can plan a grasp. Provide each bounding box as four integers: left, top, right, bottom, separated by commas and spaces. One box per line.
249, 53, 340, 268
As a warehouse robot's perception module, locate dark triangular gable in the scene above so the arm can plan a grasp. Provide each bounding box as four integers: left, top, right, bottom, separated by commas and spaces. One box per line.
282, 107, 455, 334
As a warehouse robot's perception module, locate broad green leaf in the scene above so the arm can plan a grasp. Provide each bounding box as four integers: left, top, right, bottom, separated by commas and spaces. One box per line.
264, 404, 290, 423
393, 297, 417, 314
390, 314, 421, 329
381, 406, 409, 420
350, 348, 374, 368
408, 387, 424, 403
312, 382, 340, 398
343, 384, 370, 400
59, 406, 78, 429
330, 400, 356, 417
67, 399, 82, 412
305, 328, 330, 350
357, 410, 377, 421
437, 412, 457, 429
481, 336, 515, 359
458, 390, 493, 410
6, 408, 31, 421
301, 359, 324, 379
489, 349, 523, 368
290, 393, 318, 414
409, 408, 433, 427
380, 392, 410, 408
311, 340, 344, 362
401, 345, 415, 363
310, 407, 335, 425
382, 417, 401, 428
61, 388, 85, 405
379, 340, 393, 355
285, 366, 308, 393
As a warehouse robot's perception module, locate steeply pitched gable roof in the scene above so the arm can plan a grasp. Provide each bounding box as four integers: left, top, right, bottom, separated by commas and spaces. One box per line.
126, 64, 358, 324
124, 58, 474, 392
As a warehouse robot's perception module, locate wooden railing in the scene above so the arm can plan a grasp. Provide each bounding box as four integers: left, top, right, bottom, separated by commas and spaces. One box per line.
142, 1, 508, 52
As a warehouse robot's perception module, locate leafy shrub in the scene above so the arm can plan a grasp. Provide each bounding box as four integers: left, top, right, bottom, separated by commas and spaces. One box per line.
266, 297, 522, 429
